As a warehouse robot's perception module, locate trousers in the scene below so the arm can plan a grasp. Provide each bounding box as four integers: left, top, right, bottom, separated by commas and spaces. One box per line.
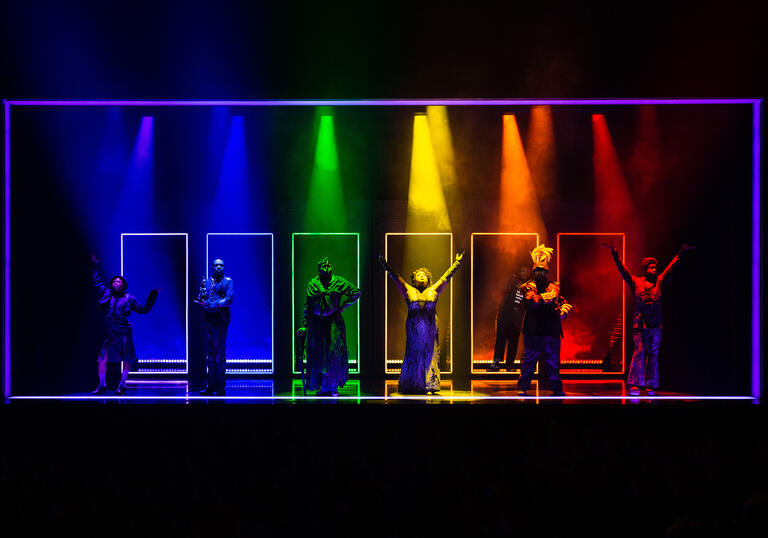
627, 328, 662, 388
517, 335, 563, 393
203, 315, 229, 389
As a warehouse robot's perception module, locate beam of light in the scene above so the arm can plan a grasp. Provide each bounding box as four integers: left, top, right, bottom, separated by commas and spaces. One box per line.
116, 116, 155, 230
525, 105, 557, 206
211, 116, 251, 228
426, 106, 458, 205
406, 114, 451, 233
627, 106, 662, 203
304, 114, 346, 232
498, 115, 546, 245
592, 114, 643, 253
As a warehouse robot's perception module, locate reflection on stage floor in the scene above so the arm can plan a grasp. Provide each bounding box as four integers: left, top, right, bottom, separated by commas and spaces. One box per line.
5, 378, 756, 404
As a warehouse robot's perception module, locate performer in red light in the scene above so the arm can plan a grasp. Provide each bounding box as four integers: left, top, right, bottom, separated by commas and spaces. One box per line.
604, 242, 695, 396
517, 245, 572, 396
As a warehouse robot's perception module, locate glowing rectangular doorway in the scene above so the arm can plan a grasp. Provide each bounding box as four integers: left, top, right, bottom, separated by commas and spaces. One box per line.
291, 233, 360, 374
121, 233, 188, 376
556, 233, 626, 375
471, 233, 539, 374
384, 232, 453, 374
206, 233, 274, 374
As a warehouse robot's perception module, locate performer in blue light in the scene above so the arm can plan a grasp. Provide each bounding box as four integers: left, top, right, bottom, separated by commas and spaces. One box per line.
379, 252, 463, 394
90, 254, 159, 395
297, 257, 360, 396
195, 258, 234, 396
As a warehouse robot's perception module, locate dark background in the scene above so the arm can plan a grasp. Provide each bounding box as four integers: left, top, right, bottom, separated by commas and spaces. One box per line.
1, 1, 766, 536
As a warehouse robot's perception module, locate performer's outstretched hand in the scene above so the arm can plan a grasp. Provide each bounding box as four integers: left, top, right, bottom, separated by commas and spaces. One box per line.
559, 302, 573, 318
601, 242, 617, 254
455, 251, 465, 263
296, 327, 307, 338
377, 255, 391, 270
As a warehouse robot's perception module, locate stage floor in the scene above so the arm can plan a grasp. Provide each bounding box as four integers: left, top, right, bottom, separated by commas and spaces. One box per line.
5, 379, 756, 404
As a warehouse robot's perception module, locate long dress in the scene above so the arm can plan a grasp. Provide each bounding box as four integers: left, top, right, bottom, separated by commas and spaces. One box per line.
399, 287, 441, 394
302, 275, 361, 392
91, 265, 157, 364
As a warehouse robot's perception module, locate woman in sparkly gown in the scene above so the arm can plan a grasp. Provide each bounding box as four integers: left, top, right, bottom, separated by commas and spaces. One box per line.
378, 253, 463, 394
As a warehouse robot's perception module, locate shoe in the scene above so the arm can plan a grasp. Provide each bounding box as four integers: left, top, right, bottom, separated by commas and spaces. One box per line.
92, 385, 107, 395
518, 390, 528, 396
485, 362, 502, 372
200, 386, 215, 396
646, 388, 656, 396
315, 390, 330, 396
116, 384, 126, 396
629, 386, 640, 396
330, 391, 339, 397
552, 391, 566, 397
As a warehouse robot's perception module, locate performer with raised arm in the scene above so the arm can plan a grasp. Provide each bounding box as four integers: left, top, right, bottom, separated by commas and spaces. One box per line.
379, 252, 464, 394
297, 257, 360, 397
89, 254, 159, 395
517, 245, 572, 397
194, 258, 233, 396
604, 242, 695, 396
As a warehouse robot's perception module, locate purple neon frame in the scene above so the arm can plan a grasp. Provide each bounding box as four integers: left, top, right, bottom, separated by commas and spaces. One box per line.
2, 98, 762, 401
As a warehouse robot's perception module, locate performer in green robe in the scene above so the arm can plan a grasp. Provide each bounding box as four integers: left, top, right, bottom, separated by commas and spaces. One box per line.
297, 257, 360, 396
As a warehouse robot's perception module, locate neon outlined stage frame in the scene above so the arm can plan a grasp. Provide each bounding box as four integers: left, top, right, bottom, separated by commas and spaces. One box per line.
2, 98, 762, 401
384, 232, 454, 375
470, 232, 539, 374
291, 232, 361, 375
206, 233, 275, 374
121, 232, 189, 376
556, 232, 626, 376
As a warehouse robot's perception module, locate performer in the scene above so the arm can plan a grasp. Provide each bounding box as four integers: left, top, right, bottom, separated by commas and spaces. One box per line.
486, 265, 531, 371
379, 252, 464, 394
90, 254, 158, 395
297, 257, 360, 396
604, 242, 695, 396
517, 245, 572, 397
195, 258, 233, 396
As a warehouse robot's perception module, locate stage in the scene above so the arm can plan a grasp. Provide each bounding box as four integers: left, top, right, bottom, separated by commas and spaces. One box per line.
5, 379, 755, 404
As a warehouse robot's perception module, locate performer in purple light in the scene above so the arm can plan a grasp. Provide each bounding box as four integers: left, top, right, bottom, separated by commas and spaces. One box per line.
379, 252, 463, 394
194, 258, 233, 396
517, 245, 572, 397
297, 257, 360, 397
604, 242, 695, 396
90, 254, 158, 395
